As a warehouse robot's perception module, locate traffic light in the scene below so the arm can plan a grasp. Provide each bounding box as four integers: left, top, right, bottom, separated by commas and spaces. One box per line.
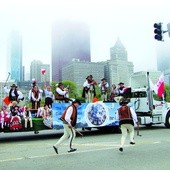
154, 23, 163, 41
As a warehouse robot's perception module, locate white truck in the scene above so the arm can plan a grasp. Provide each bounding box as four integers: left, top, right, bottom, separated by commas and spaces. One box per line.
129, 71, 170, 128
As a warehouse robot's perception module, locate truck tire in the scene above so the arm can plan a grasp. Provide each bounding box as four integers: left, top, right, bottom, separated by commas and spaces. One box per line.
165, 111, 170, 128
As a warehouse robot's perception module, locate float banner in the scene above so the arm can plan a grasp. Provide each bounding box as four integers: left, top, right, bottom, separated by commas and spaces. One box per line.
52, 102, 120, 129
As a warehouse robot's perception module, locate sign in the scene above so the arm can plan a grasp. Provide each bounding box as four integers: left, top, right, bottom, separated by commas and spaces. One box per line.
52, 102, 120, 129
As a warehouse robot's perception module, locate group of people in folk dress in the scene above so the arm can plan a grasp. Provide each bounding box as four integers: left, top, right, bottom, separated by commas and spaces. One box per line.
82, 74, 129, 103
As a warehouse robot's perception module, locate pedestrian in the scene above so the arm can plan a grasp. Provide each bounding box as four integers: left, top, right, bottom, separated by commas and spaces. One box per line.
53, 99, 81, 154
116, 98, 138, 152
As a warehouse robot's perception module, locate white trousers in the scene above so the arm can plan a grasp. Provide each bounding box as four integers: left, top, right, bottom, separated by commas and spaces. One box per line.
120, 124, 135, 148
54, 124, 76, 149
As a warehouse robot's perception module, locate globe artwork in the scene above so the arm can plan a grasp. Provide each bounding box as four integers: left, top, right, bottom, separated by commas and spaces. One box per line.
84, 102, 109, 127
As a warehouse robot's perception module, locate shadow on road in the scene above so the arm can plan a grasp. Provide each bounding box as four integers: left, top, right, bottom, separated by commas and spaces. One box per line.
0, 125, 166, 142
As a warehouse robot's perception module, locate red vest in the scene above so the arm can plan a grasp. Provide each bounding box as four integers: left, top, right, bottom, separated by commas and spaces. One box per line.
118, 105, 132, 121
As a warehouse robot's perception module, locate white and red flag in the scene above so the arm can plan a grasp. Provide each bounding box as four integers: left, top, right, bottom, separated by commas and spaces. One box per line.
154, 74, 165, 98
41, 69, 46, 75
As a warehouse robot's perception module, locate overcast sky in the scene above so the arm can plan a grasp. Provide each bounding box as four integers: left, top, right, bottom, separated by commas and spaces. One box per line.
0, 0, 170, 81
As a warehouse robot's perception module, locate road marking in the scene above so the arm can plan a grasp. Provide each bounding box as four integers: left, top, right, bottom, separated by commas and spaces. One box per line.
0, 146, 122, 163
153, 141, 161, 144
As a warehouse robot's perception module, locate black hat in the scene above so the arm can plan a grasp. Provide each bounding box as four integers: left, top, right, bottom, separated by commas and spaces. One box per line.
118, 82, 124, 85
101, 78, 106, 81
11, 84, 17, 88
89, 75, 93, 78
119, 98, 129, 105
58, 82, 63, 86
72, 99, 81, 105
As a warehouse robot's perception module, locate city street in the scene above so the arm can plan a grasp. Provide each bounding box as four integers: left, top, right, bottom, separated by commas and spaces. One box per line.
0, 125, 170, 170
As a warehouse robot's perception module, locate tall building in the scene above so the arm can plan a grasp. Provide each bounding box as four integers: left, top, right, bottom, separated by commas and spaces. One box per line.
157, 43, 170, 72
9, 31, 23, 82
157, 43, 170, 84
30, 60, 43, 82
62, 60, 106, 90
52, 20, 91, 81
30, 60, 50, 83
40, 64, 50, 83
109, 38, 134, 86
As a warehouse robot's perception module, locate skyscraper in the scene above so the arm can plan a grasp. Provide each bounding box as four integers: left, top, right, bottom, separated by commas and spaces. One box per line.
9, 31, 23, 82
109, 38, 134, 86
52, 20, 91, 81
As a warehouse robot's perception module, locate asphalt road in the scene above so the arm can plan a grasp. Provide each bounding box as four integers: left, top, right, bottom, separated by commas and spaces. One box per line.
0, 125, 170, 170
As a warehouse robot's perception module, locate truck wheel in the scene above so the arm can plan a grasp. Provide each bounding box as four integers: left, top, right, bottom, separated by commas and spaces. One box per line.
165, 112, 170, 128
145, 123, 152, 127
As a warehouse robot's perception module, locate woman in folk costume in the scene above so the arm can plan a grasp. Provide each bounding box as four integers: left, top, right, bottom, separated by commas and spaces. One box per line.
82, 75, 97, 103
42, 104, 53, 129
44, 84, 55, 108
23, 106, 33, 129
31, 85, 41, 110
0, 107, 4, 130
9, 105, 22, 131
2, 106, 11, 128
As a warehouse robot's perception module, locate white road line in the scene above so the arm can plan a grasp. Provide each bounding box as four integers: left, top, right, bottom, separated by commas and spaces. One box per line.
0, 146, 121, 163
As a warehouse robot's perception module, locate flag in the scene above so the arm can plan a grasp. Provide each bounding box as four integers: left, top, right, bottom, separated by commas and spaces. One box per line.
154, 74, 165, 98
3, 96, 11, 105
41, 69, 46, 75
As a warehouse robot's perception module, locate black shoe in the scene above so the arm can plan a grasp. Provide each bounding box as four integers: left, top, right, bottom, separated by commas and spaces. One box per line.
53, 146, 58, 154
68, 148, 77, 153
130, 142, 135, 145
34, 131, 39, 134
119, 147, 123, 152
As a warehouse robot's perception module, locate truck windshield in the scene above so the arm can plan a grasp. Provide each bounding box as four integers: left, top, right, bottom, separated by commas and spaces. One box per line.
131, 91, 147, 98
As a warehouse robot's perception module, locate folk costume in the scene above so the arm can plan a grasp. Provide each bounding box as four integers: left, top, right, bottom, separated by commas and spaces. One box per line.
42, 104, 53, 128
4, 84, 24, 104
82, 75, 97, 103
116, 98, 138, 152
31, 86, 41, 110
98, 78, 109, 102
44, 86, 55, 107
23, 107, 33, 129
9, 105, 22, 131
53, 99, 81, 154
55, 82, 69, 103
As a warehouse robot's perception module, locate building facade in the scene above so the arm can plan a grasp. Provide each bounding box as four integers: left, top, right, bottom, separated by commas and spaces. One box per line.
109, 38, 134, 86
62, 60, 106, 90
9, 31, 23, 82
51, 20, 91, 81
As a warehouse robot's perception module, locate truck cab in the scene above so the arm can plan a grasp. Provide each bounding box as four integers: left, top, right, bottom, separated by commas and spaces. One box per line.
129, 72, 170, 128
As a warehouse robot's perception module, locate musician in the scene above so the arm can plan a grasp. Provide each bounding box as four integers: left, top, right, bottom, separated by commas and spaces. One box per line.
82, 75, 97, 103
55, 82, 69, 103
117, 82, 126, 96
99, 78, 109, 102
109, 84, 119, 102
114, 82, 126, 102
